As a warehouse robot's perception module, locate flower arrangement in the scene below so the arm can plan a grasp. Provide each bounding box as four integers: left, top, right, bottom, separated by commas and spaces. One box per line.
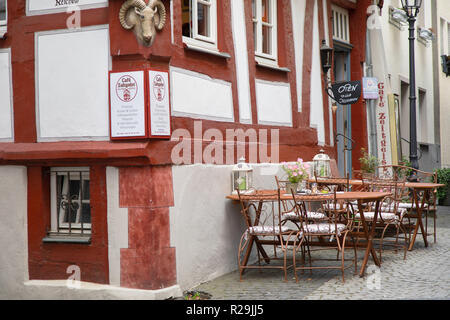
281, 158, 310, 183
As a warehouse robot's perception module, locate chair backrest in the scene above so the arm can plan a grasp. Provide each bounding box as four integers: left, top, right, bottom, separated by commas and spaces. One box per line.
237, 189, 284, 234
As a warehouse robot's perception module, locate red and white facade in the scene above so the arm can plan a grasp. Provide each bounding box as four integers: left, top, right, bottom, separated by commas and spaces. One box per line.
0, 0, 371, 298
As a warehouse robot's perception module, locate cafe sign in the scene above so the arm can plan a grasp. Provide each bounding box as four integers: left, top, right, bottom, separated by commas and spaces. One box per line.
330, 80, 362, 105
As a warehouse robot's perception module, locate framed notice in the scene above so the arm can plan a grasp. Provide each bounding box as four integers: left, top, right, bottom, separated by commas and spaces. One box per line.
27, 0, 108, 16
148, 69, 171, 138
109, 70, 148, 140
363, 77, 379, 100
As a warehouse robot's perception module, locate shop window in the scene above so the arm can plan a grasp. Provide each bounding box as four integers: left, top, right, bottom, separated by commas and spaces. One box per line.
252, 0, 278, 64
48, 168, 91, 239
182, 0, 218, 50
0, 0, 7, 38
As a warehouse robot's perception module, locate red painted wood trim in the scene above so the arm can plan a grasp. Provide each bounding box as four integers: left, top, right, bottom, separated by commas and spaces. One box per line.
300, 0, 315, 128
27, 166, 109, 284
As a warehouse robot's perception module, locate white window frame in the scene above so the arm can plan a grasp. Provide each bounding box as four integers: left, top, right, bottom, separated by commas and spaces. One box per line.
182, 0, 218, 51
0, 0, 7, 38
50, 167, 91, 235
253, 0, 278, 65
331, 5, 350, 44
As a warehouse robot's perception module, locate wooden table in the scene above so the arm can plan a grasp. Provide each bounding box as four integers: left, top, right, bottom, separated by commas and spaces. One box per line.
311, 178, 444, 250
227, 190, 391, 277
403, 182, 444, 250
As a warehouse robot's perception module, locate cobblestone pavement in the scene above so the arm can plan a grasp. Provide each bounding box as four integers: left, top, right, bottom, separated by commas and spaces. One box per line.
192, 207, 450, 300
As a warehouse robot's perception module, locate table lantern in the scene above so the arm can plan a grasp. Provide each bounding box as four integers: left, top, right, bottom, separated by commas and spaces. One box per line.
313, 149, 331, 178
232, 157, 253, 192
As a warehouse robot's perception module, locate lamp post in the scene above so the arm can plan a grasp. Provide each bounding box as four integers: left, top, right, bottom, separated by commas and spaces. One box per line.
401, 0, 422, 170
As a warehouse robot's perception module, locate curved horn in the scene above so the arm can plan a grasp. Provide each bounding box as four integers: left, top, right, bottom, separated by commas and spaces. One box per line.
119, 0, 147, 30
149, 0, 167, 30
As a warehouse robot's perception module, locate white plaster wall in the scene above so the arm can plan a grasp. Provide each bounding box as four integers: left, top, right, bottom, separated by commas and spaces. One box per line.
0, 166, 28, 299
255, 80, 292, 126
380, 0, 435, 145
437, 0, 450, 167
0, 49, 13, 141
291, 0, 307, 112
106, 167, 128, 287
35, 26, 110, 141
231, 0, 252, 124
170, 163, 308, 290
310, 0, 325, 145
170, 67, 234, 122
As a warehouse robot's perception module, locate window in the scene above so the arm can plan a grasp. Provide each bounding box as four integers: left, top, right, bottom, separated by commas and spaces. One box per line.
49, 168, 91, 237
182, 0, 218, 50
0, 0, 6, 38
252, 0, 277, 63
332, 5, 350, 44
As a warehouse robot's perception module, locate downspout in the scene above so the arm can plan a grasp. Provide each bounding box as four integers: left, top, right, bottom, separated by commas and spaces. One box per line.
365, 25, 378, 159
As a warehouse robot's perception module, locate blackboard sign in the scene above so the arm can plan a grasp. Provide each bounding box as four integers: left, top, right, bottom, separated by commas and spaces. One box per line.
330, 80, 362, 105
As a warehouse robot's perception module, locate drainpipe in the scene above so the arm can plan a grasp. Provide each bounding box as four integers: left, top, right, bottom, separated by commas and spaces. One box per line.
365, 26, 378, 159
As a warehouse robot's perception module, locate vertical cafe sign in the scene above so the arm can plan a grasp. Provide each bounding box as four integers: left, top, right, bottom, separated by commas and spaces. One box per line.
109, 70, 147, 139
376, 82, 392, 167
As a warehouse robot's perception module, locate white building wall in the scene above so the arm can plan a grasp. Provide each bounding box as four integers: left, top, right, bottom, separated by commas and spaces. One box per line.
437, 0, 450, 167
0, 49, 13, 141
35, 26, 111, 141
380, 0, 435, 147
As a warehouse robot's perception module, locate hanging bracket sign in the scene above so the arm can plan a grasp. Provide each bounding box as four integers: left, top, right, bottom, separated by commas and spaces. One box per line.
328, 80, 362, 105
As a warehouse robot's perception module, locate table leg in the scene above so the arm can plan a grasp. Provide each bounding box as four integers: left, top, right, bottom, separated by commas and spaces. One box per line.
408, 189, 429, 251
358, 199, 381, 277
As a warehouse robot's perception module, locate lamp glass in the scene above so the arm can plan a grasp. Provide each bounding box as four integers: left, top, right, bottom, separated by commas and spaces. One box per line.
320, 40, 333, 75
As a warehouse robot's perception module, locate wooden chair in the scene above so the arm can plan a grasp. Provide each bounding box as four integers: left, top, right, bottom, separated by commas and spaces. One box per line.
291, 190, 357, 283
236, 189, 296, 282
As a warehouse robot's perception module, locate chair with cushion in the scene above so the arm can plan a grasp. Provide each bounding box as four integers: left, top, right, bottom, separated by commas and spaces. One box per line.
355, 178, 410, 262
290, 190, 357, 283
275, 176, 326, 228
236, 189, 296, 282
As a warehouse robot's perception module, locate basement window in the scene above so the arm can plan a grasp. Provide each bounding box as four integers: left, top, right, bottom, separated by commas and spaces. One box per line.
44, 168, 91, 243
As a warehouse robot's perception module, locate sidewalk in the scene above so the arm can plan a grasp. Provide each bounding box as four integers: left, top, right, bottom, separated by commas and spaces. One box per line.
190, 207, 450, 300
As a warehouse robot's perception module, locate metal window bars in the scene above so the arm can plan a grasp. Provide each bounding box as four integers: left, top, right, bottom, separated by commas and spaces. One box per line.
52, 169, 91, 236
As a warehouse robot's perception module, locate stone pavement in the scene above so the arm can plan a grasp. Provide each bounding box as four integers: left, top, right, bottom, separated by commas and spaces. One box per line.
192, 207, 450, 300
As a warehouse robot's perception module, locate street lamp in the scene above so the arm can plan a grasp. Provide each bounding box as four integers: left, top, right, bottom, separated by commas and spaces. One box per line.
400, 0, 422, 170
320, 40, 333, 78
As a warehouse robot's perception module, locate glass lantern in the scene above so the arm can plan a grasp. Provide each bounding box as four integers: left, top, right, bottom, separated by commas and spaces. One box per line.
231, 157, 253, 192
313, 149, 331, 178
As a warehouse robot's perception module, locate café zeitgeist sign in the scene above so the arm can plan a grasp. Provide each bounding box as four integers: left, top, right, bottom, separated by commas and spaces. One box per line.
329, 80, 362, 105
109, 69, 171, 140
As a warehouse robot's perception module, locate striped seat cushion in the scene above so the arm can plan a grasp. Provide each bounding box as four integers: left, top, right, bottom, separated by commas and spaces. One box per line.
301, 223, 347, 236
282, 211, 326, 221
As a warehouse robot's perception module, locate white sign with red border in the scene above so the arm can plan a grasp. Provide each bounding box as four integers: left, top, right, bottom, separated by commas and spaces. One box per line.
148, 70, 171, 138
109, 70, 147, 139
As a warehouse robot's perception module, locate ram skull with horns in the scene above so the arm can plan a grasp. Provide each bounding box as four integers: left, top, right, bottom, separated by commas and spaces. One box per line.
119, 0, 166, 47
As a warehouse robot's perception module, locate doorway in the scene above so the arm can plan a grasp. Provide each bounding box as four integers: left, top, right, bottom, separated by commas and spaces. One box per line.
333, 45, 352, 178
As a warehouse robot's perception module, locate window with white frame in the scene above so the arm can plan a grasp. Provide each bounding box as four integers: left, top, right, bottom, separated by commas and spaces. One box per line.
49, 168, 91, 236
252, 0, 278, 63
331, 5, 350, 44
182, 0, 218, 50
0, 0, 7, 38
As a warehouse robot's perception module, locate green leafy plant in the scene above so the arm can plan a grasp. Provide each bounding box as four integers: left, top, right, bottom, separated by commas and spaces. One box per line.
397, 156, 413, 179
359, 148, 379, 173
435, 168, 450, 202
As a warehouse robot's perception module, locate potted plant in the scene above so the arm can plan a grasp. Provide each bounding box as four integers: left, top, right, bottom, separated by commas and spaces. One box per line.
358, 148, 379, 178
435, 168, 450, 206
281, 158, 310, 193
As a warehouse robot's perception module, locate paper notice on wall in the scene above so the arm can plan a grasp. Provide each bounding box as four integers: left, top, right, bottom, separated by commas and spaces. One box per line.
149, 70, 171, 137
109, 71, 146, 139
